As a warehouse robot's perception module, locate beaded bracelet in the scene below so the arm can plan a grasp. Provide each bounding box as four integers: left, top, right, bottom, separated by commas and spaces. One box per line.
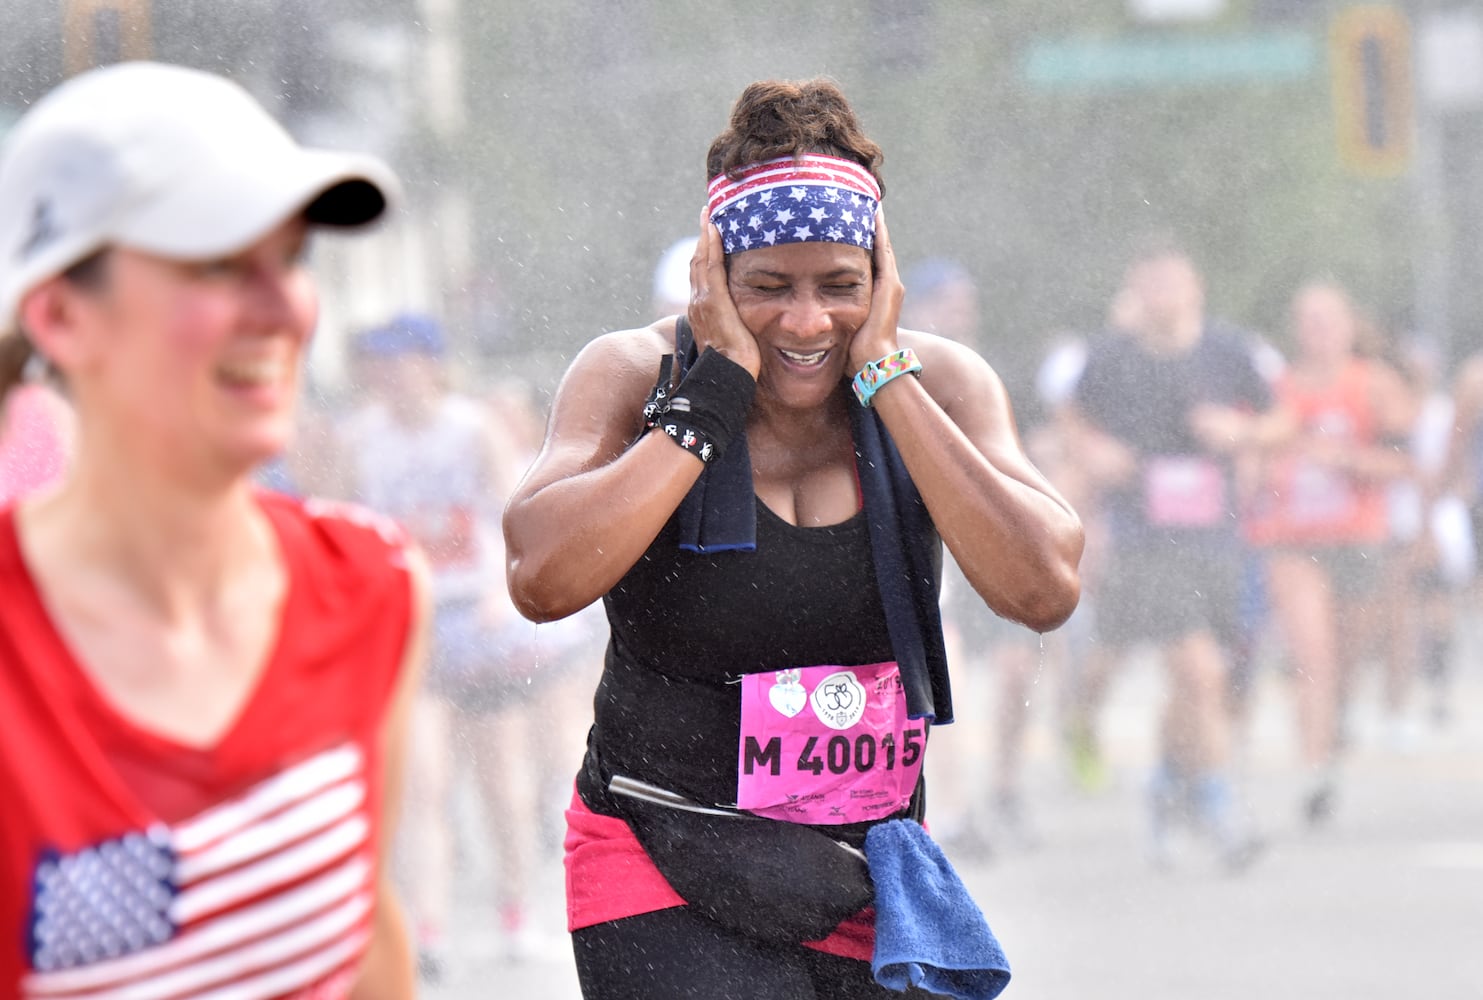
852, 348, 922, 407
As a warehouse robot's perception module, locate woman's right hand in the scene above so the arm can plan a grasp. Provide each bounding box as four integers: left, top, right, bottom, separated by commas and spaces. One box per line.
687, 207, 761, 379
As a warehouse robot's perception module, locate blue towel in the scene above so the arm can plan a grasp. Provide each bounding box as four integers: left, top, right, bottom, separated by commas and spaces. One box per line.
865, 819, 1010, 1000
669, 318, 954, 723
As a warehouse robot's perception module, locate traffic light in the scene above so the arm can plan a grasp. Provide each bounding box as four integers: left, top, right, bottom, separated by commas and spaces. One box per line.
62, 0, 151, 77
1331, 5, 1413, 177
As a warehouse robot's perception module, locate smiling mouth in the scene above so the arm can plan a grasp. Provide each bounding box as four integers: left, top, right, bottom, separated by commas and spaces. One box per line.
217, 358, 287, 389
779, 348, 829, 367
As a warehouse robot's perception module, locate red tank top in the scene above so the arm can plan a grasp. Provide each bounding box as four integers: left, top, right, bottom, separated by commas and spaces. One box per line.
0, 492, 414, 1000
1246, 359, 1390, 547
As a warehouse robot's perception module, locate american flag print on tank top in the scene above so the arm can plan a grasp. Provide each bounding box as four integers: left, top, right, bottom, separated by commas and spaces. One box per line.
22, 744, 374, 1000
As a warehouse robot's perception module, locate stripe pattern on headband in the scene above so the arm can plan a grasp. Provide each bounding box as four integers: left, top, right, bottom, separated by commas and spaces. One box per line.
707, 154, 881, 256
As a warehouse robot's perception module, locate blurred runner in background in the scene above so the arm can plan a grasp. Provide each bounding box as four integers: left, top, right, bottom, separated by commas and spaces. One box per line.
902, 257, 1047, 854
1067, 238, 1282, 870
1435, 347, 1483, 728
1375, 335, 1460, 748
338, 315, 548, 974
1245, 283, 1414, 825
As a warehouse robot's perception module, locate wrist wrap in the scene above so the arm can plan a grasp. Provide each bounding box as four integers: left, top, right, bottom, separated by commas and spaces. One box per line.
645, 347, 756, 463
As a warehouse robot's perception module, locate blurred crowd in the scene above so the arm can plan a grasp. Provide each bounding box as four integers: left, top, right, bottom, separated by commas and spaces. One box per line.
904, 240, 1481, 876
2, 231, 1480, 979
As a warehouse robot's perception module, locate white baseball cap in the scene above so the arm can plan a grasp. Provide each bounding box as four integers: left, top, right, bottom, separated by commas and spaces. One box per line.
0, 61, 401, 333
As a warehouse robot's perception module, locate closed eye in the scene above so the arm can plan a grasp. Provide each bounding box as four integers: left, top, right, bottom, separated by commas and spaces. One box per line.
192, 256, 247, 279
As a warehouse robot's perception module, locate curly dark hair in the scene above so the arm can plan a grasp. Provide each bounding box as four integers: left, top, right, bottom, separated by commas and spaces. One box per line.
705, 78, 884, 195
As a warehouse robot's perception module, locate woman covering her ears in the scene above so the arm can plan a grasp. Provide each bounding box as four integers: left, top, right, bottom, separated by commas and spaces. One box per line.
0, 61, 427, 999
504, 78, 1082, 999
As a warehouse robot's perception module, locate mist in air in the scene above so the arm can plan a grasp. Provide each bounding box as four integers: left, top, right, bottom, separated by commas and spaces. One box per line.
3, 1, 1480, 997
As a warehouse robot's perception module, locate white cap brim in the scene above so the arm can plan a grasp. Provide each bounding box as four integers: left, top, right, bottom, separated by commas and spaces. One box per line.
114, 147, 399, 260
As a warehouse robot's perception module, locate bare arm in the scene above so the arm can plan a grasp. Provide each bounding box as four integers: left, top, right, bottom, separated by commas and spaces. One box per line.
503, 205, 803, 623
502, 325, 717, 622
350, 548, 432, 1000
872, 334, 1084, 631
1059, 404, 1138, 494
1188, 400, 1296, 455
1348, 359, 1418, 481
847, 214, 1081, 631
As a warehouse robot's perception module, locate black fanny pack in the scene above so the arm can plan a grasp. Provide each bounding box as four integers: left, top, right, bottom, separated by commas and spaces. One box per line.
582, 749, 877, 945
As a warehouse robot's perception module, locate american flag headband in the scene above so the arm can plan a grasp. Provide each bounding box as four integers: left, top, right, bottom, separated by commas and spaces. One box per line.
706, 154, 881, 256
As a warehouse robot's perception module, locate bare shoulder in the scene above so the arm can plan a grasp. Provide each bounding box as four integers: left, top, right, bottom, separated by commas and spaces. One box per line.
897, 328, 1006, 404
522, 319, 681, 488
547, 319, 677, 421
898, 328, 993, 367
564, 318, 677, 387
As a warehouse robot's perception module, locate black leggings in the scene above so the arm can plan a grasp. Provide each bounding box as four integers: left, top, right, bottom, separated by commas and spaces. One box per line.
572, 906, 943, 1000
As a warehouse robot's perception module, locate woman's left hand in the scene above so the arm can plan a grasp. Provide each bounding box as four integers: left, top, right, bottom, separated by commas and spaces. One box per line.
847, 208, 907, 373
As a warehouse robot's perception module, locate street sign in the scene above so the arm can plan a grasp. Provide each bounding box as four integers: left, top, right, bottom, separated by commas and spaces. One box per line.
1331, 5, 1413, 176
1022, 32, 1318, 91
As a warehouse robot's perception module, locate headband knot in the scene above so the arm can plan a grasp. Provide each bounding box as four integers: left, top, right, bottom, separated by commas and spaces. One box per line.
706, 154, 881, 256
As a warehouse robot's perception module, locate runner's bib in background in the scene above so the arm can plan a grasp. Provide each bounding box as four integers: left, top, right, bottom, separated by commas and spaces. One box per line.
1144, 455, 1225, 528
1288, 458, 1357, 525
736, 661, 924, 825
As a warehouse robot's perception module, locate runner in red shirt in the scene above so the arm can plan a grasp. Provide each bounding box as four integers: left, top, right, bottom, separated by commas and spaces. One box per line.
1245, 282, 1415, 824
0, 61, 426, 1000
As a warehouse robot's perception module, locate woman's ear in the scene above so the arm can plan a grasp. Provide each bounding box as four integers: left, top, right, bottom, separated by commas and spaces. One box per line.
17, 276, 88, 373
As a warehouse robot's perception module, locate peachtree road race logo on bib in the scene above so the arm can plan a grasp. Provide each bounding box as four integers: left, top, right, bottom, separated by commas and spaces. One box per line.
810, 670, 867, 730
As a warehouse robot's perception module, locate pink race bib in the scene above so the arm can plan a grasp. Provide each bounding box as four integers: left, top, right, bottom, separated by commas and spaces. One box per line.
1145, 455, 1225, 528
1289, 459, 1357, 524
736, 661, 924, 825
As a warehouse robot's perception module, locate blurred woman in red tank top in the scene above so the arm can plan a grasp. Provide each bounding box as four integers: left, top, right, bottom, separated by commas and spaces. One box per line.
1247, 282, 1414, 826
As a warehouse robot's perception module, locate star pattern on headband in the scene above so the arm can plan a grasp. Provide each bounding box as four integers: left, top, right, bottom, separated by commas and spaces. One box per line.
712, 185, 878, 255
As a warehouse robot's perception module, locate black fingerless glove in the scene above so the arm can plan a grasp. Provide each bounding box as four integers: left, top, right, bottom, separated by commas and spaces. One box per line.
644, 348, 756, 464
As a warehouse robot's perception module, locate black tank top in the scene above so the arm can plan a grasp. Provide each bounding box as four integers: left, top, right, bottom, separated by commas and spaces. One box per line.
586, 498, 897, 811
